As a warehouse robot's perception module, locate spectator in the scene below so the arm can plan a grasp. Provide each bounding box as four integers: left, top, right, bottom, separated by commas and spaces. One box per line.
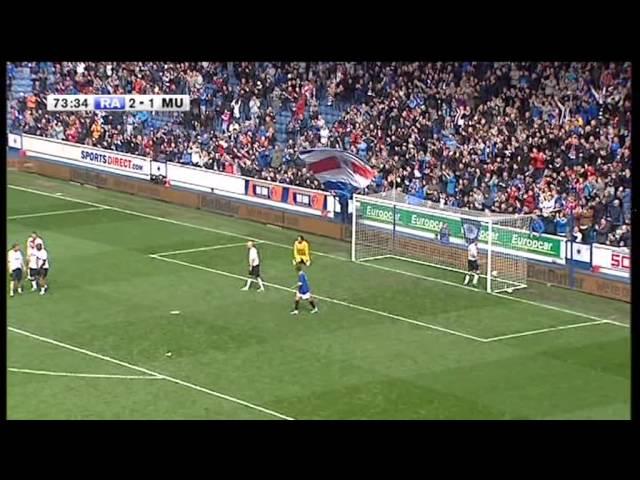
555, 211, 569, 237
531, 213, 545, 235
271, 144, 283, 169
607, 198, 624, 228
231, 97, 241, 121
192, 144, 203, 167
531, 147, 546, 182
622, 188, 631, 221
571, 226, 583, 243
320, 124, 330, 146
594, 218, 611, 245
618, 223, 631, 248
249, 96, 260, 123
577, 202, 595, 241
592, 197, 606, 225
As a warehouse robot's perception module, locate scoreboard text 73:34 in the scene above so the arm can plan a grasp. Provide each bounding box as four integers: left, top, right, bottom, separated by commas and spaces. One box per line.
46, 95, 190, 112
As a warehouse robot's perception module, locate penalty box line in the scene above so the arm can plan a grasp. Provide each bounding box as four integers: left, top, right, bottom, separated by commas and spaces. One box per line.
151, 249, 619, 343
8, 206, 106, 220
151, 242, 254, 257
8, 367, 162, 380
481, 320, 610, 342
148, 253, 488, 343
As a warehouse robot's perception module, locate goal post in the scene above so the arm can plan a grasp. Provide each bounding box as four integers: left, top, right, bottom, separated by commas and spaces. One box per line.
351, 192, 534, 294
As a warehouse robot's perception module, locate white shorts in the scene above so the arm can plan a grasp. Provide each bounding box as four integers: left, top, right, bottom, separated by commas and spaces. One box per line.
297, 292, 311, 300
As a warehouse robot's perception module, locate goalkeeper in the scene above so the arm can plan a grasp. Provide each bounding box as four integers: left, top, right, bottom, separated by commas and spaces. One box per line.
292, 235, 311, 266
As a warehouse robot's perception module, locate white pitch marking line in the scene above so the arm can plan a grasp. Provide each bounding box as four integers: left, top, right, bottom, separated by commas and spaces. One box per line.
482, 320, 609, 342
8, 206, 105, 220
603, 319, 630, 328
9, 184, 630, 331
149, 254, 487, 342
152, 242, 255, 257
8, 367, 162, 380
8, 326, 294, 420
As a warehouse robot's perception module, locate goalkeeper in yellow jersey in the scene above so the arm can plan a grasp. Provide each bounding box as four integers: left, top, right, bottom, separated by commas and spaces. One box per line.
292, 235, 311, 266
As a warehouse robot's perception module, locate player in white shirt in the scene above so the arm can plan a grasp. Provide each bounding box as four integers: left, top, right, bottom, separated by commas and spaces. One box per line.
463, 239, 480, 287
7, 243, 25, 297
34, 243, 50, 295
241, 241, 265, 292
25, 232, 43, 282
27, 242, 40, 291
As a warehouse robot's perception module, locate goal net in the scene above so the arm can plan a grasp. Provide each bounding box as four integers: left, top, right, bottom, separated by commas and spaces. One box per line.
351, 192, 534, 294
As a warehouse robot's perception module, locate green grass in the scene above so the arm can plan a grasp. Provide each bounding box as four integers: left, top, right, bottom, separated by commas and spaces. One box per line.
6, 170, 631, 419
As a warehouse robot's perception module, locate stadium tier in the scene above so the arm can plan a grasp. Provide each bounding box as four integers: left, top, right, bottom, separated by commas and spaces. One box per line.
7, 62, 631, 248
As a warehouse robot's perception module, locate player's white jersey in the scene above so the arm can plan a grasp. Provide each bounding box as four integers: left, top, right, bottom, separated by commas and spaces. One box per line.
468, 242, 478, 261
7, 250, 24, 271
36, 248, 49, 269
28, 250, 39, 269
248, 247, 260, 267
26, 236, 43, 255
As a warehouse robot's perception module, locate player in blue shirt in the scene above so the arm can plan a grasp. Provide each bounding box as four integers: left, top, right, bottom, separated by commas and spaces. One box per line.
290, 264, 318, 315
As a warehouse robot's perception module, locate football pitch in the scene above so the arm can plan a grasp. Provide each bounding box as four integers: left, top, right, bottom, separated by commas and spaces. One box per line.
7, 170, 631, 419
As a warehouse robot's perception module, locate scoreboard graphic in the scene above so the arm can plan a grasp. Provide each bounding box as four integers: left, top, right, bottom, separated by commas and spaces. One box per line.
47, 95, 190, 112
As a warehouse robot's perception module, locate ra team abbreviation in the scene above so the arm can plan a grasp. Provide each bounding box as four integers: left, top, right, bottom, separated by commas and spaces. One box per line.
46, 95, 190, 112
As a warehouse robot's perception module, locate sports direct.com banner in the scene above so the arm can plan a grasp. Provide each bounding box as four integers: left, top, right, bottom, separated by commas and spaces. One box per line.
21, 134, 151, 179
592, 244, 630, 278
15, 135, 337, 218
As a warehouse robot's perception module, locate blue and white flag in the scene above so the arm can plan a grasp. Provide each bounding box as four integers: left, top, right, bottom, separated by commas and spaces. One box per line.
461, 217, 482, 243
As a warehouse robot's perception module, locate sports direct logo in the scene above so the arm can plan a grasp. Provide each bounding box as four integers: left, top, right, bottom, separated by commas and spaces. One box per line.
80, 150, 145, 171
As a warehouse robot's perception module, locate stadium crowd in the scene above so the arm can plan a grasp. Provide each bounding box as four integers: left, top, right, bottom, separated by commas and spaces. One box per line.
7, 62, 632, 247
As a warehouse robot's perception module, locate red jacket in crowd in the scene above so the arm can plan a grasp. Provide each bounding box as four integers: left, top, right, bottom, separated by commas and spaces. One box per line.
524, 191, 536, 212
295, 95, 306, 120
531, 150, 546, 170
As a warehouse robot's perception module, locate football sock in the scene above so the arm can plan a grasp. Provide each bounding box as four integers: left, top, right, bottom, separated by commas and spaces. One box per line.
244, 279, 253, 289
463, 275, 470, 285
309, 300, 317, 309
257, 278, 264, 289
294, 300, 300, 310
472, 273, 479, 285
32, 280, 37, 290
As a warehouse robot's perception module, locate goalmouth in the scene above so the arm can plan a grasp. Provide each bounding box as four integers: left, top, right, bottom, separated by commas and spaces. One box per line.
351, 192, 536, 294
